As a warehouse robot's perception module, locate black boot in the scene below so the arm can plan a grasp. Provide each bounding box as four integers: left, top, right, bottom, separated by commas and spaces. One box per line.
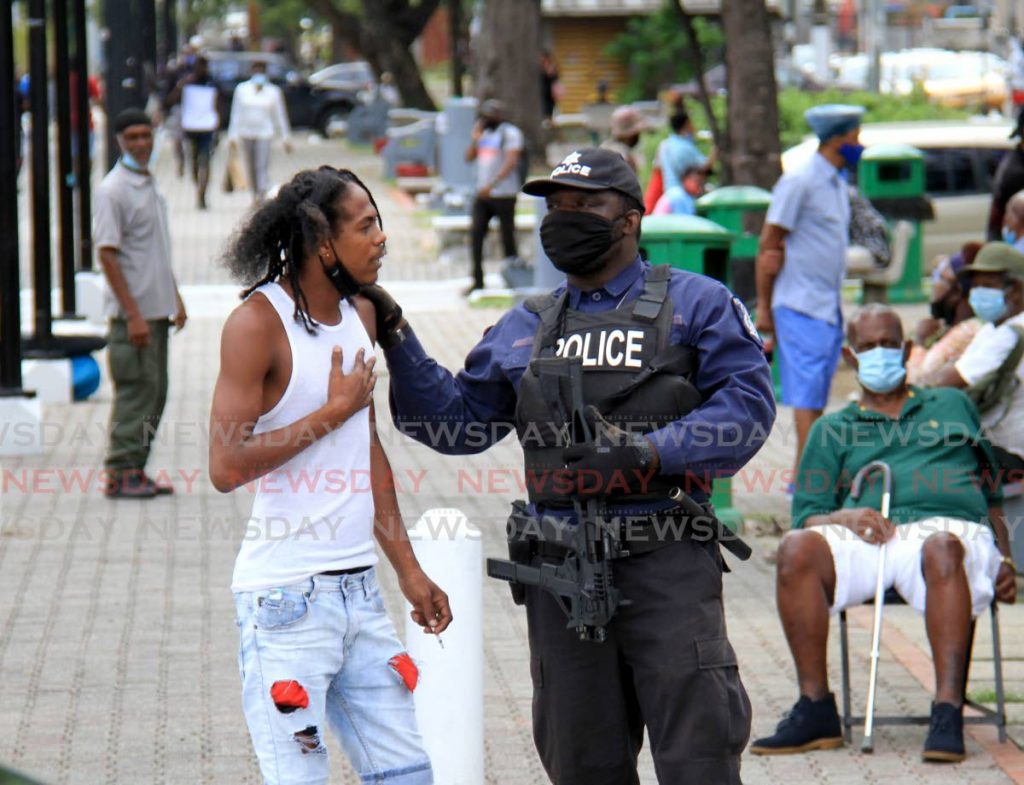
922, 702, 965, 763
750, 694, 843, 755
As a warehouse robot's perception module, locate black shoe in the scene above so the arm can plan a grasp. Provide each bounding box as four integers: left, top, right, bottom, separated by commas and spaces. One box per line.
104, 470, 158, 500
142, 473, 175, 495
923, 702, 965, 763
750, 694, 843, 755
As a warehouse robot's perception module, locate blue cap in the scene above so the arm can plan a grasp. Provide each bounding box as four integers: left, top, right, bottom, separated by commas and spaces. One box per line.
804, 104, 864, 141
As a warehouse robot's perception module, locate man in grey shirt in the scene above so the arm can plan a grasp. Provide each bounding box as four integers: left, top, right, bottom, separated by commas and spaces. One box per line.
93, 108, 186, 498
465, 99, 523, 294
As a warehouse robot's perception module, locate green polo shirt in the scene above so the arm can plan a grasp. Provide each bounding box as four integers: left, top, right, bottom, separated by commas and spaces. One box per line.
792, 386, 1001, 529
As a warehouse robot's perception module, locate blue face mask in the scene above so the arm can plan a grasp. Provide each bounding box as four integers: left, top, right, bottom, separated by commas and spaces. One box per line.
252, 73, 268, 87
969, 286, 1008, 323
1004, 226, 1019, 246
121, 152, 145, 172
839, 143, 864, 170
855, 346, 906, 394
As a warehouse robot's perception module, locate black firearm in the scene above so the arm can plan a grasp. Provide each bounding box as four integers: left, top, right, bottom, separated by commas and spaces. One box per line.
487, 356, 626, 642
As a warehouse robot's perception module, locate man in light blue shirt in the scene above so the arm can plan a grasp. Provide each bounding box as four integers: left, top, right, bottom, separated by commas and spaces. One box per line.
659, 109, 713, 193
756, 104, 864, 477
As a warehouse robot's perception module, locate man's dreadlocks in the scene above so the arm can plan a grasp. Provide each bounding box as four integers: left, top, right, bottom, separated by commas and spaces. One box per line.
222, 166, 383, 334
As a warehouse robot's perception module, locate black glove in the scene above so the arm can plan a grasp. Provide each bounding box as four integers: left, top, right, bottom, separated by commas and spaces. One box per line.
562, 406, 658, 496
360, 284, 406, 350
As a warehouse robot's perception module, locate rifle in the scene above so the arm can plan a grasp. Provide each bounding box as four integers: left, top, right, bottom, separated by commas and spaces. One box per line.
487, 356, 625, 642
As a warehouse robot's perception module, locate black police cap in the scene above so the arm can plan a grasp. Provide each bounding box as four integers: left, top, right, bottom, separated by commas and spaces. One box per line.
523, 148, 644, 208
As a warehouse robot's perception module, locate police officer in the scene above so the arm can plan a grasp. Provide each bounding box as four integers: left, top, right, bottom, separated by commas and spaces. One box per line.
361, 148, 776, 784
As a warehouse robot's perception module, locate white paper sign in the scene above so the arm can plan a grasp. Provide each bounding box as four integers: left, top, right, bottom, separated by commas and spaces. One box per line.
181, 84, 219, 132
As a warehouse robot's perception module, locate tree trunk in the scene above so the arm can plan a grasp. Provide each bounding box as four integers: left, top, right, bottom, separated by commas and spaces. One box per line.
309, 0, 440, 110
721, 0, 780, 188
473, 0, 544, 159
359, 0, 438, 110
673, 3, 722, 155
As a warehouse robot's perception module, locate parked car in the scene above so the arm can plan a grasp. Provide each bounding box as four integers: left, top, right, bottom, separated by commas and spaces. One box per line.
833, 49, 1007, 111
782, 118, 1015, 263
673, 59, 830, 99
204, 51, 362, 136
308, 61, 376, 94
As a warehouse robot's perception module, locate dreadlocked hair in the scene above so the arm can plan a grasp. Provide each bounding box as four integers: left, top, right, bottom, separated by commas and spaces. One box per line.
222, 165, 383, 334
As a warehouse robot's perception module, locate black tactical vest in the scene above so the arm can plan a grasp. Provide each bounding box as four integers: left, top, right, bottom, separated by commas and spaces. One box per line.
514, 265, 703, 506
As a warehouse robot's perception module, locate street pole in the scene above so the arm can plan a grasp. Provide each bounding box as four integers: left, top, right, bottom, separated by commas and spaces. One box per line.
73, 0, 93, 271
55, 0, 80, 317
448, 0, 463, 98
26, 0, 60, 355
103, 0, 146, 172
160, 0, 179, 67
140, 0, 158, 93
1, 0, 25, 393
867, 0, 883, 93
811, 0, 831, 84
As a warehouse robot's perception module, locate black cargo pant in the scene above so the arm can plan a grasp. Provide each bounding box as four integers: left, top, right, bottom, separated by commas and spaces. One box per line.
524, 537, 751, 785
469, 195, 517, 289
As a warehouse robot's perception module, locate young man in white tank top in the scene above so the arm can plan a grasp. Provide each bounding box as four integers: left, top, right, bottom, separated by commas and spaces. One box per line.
209, 166, 450, 785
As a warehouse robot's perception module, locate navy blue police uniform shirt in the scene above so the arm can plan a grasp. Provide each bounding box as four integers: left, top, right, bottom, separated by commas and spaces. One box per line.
387, 257, 777, 510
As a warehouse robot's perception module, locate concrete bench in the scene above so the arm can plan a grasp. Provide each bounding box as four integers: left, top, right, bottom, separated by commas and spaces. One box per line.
432, 212, 536, 241
431, 212, 537, 263
396, 176, 438, 195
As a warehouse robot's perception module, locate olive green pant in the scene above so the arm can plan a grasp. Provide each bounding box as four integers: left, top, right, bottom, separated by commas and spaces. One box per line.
105, 318, 169, 472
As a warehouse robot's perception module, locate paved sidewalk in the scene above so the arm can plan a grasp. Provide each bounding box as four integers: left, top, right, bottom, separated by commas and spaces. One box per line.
4, 133, 1024, 783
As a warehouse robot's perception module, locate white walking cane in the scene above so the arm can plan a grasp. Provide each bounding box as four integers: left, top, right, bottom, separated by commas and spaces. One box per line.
849, 460, 893, 754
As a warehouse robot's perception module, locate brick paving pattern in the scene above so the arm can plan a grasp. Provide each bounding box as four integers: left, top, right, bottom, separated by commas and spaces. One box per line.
4, 129, 1022, 783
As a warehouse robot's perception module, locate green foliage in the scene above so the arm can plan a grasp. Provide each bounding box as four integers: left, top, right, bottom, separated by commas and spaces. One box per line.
968, 689, 1024, 704
633, 85, 973, 185
776, 87, 971, 149
604, 2, 723, 104
261, 0, 319, 48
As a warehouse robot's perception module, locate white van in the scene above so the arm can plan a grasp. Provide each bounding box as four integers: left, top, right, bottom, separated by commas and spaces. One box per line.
782, 118, 1014, 263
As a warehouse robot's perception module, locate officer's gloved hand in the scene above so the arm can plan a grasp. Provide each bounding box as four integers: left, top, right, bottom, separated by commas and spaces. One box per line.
562, 406, 659, 496
359, 284, 406, 350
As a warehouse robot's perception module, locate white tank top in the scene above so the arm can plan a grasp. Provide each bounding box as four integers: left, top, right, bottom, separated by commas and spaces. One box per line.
231, 282, 378, 592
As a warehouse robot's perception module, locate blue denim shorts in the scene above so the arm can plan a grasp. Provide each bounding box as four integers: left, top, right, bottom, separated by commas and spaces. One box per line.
233, 568, 432, 785
772, 305, 844, 410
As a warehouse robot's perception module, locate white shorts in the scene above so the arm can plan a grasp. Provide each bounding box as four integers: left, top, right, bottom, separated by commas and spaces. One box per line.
804, 518, 1001, 618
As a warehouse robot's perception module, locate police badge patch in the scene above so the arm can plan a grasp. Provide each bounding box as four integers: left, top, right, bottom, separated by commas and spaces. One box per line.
732, 297, 762, 346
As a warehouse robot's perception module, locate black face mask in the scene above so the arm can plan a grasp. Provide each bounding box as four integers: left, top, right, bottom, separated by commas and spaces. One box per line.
321, 242, 360, 298
540, 210, 625, 276
483, 119, 500, 131
929, 297, 957, 325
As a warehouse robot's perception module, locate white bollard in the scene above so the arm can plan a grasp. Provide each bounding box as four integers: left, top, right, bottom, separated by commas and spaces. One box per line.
405, 508, 484, 785
0, 394, 43, 456
75, 270, 110, 326
22, 359, 73, 404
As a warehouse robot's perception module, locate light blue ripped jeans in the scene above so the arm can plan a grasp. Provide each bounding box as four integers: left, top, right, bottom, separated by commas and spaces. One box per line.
233, 568, 433, 785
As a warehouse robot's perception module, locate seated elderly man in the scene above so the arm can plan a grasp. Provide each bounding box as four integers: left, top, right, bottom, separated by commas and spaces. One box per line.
751, 304, 1016, 762
923, 241, 1024, 484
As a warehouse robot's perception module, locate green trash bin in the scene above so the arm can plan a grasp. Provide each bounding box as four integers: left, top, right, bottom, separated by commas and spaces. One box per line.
638, 214, 734, 283
696, 185, 772, 305
638, 213, 743, 533
696, 186, 782, 401
857, 143, 932, 303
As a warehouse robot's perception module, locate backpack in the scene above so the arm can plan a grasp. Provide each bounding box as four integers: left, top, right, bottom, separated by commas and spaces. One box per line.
966, 323, 1024, 424
500, 123, 529, 186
